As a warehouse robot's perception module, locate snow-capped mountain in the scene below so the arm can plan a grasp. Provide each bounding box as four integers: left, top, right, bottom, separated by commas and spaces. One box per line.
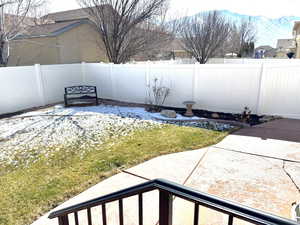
193, 10, 300, 47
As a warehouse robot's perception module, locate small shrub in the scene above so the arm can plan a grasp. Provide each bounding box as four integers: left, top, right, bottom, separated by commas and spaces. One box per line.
146, 77, 171, 112
240, 107, 251, 123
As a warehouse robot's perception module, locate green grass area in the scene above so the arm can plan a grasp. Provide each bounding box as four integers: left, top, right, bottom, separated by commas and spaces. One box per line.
0, 125, 227, 225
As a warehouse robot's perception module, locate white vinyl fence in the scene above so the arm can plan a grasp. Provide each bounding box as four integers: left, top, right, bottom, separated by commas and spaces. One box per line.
208, 58, 300, 64
1, 62, 300, 119
133, 58, 300, 65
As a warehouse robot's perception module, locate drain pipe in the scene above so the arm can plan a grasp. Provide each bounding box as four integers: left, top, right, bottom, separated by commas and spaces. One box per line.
292, 202, 300, 222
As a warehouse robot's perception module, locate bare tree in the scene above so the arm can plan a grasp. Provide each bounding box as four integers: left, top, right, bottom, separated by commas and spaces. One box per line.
227, 17, 256, 57
179, 11, 231, 64
77, 0, 175, 64
27, 0, 50, 25
0, 0, 47, 66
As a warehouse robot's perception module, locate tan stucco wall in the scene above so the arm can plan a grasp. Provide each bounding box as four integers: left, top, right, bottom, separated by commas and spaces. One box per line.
276, 51, 288, 58
296, 37, 300, 58
294, 26, 300, 58
174, 51, 191, 59
8, 37, 60, 66
8, 23, 108, 66
76, 23, 108, 63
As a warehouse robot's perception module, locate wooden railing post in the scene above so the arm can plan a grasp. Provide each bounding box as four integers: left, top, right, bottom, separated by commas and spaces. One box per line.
58, 215, 69, 225
159, 190, 173, 225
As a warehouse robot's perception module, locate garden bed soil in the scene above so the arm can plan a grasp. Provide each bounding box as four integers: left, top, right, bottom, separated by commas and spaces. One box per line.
161, 107, 262, 126
100, 99, 263, 126
0, 98, 263, 126
99, 100, 263, 126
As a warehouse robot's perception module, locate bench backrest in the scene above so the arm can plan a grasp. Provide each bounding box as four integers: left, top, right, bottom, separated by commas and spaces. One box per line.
65, 86, 97, 95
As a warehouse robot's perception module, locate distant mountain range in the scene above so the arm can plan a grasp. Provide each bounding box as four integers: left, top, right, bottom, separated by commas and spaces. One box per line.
189, 10, 300, 48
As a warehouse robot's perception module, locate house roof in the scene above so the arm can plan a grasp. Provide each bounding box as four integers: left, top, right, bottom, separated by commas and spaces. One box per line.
254, 45, 277, 57
255, 45, 274, 51
14, 20, 90, 39
45, 8, 90, 22
44, 5, 113, 22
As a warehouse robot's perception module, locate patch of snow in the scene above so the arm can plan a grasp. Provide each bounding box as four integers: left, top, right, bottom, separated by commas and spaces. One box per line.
0, 104, 235, 169
151, 113, 202, 121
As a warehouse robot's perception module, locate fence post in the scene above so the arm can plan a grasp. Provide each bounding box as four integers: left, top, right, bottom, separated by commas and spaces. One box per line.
81, 62, 86, 84
145, 61, 150, 103
146, 61, 150, 86
192, 63, 197, 102
159, 190, 173, 225
109, 63, 116, 100
255, 63, 265, 115
34, 64, 46, 106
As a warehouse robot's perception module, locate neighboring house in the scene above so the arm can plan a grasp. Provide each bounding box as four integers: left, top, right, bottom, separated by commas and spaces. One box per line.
8, 9, 108, 66
166, 39, 191, 59
293, 21, 300, 58
45, 8, 91, 22
276, 39, 295, 58
132, 38, 191, 61
254, 45, 277, 58
160, 39, 191, 60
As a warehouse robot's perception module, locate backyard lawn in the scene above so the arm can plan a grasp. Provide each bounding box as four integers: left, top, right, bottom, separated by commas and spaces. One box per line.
0, 105, 231, 225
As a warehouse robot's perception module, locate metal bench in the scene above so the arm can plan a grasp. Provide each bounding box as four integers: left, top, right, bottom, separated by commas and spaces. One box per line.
64, 85, 99, 107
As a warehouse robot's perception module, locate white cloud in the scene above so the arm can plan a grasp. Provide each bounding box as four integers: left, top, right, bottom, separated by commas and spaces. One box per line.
49, 0, 300, 18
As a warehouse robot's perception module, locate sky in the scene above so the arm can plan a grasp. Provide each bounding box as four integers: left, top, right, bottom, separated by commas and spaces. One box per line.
50, 0, 300, 18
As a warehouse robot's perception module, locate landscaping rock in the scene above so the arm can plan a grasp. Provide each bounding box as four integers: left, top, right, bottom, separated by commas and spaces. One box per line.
54, 104, 64, 110
211, 113, 220, 119
160, 110, 177, 118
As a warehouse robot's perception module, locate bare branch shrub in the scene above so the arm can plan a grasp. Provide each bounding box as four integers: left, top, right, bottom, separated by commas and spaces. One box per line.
146, 77, 171, 112
240, 106, 251, 123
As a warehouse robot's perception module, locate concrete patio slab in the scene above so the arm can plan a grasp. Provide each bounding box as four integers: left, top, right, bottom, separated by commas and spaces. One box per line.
125, 148, 208, 184
215, 134, 300, 161
123, 146, 300, 224
185, 147, 300, 220
284, 162, 300, 191
31, 119, 300, 225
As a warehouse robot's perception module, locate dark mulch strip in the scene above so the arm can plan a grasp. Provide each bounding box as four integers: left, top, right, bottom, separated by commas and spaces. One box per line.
161, 106, 262, 126
0, 98, 263, 126
0, 102, 63, 120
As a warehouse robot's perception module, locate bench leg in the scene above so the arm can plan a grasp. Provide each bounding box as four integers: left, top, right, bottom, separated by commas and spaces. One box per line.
64, 96, 68, 107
